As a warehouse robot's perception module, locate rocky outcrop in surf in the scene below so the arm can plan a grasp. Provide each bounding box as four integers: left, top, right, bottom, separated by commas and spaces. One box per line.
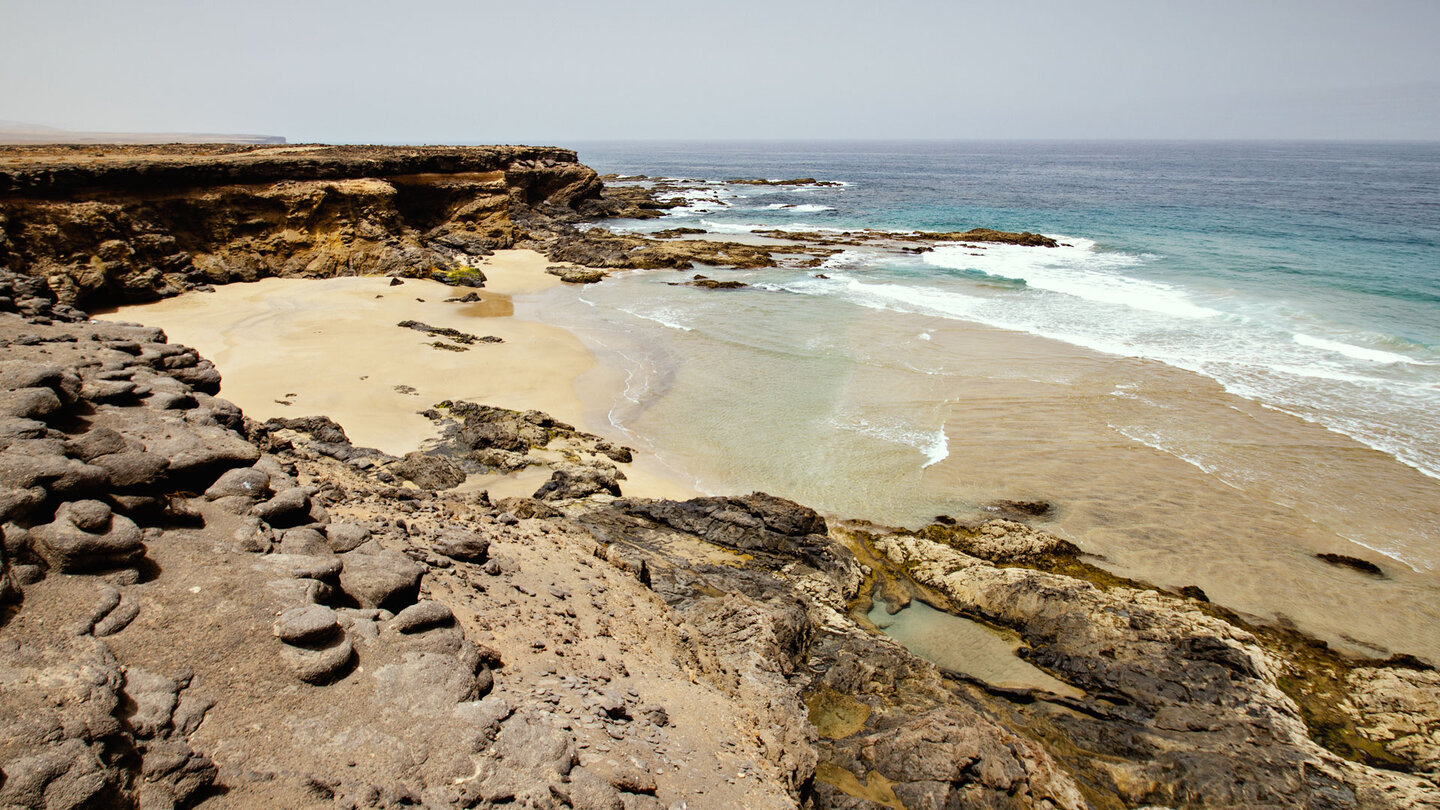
3, 267, 1439, 806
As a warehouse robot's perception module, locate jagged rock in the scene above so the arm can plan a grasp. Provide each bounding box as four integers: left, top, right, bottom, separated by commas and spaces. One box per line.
265, 415, 351, 445
1317, 552, 1385, 576
391, 451, 466, 490
30, 500, 144, 572
534, 466, 622, 501
432, 529, 490, 562
489, 498, 557, 521
338, 549, 423, 611
617, 492, 827, 555
545, 266, 607, 284
917, 519, 1080, 563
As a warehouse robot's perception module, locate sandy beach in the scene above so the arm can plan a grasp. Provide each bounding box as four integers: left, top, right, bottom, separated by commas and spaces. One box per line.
105, 249, 696, 501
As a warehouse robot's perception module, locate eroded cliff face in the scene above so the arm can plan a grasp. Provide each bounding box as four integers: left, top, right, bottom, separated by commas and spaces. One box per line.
0, 144, 603, 307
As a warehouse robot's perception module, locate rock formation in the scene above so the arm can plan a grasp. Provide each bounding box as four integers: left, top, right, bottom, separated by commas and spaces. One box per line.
3, 147, 1438, 808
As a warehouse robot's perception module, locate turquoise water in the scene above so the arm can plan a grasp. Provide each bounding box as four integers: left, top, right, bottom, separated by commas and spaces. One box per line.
526, 141, 1440, 661
574, 141, 1440, 481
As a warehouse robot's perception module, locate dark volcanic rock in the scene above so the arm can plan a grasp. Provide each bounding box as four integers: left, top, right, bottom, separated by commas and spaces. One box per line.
391, 451, 466, 490
533, 467, 622, 501
1317, 552, 1385, 576
616, 493, 827, 556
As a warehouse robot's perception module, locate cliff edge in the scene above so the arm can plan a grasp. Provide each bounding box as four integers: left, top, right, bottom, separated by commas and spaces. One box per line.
0, 144, 605, 307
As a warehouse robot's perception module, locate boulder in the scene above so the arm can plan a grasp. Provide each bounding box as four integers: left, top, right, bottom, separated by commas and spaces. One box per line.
274, 604, 342, 646
203, 467, 271, 501
252, 487, 311, 527
432, 529, 490, 562
338, 550, 423, 611
391, 600, 454, 634
533, 467, 622, 501
391, 451, 465, 490
324, 522, 371, 553
279, 527, 331, 556
30, 500, 144, 572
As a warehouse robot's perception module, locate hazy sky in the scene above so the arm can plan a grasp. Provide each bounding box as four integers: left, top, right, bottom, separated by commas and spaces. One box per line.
3, 0, 1438, 143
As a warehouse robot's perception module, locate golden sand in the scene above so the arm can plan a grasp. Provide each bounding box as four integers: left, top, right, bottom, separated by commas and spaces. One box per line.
105, 249, 696, 500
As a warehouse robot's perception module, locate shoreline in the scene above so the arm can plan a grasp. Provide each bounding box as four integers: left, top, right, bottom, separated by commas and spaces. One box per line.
6, 143, 1439, 805
523, 263, 1440, 664
104, 249, 699, 502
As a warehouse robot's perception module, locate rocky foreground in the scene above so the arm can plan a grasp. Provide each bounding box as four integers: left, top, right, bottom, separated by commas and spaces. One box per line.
3, 147, 1440, 808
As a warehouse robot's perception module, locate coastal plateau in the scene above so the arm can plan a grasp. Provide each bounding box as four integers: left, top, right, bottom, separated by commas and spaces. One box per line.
2, 145, 1438, 809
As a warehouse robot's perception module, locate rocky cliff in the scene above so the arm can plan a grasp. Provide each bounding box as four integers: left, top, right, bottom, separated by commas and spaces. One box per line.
0, 145, 610, 307
3, 269, 1438, 808
3, 148, 1439, 809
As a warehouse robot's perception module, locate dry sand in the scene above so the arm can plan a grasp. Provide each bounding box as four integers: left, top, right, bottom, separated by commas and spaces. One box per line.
105, 249, 696, 500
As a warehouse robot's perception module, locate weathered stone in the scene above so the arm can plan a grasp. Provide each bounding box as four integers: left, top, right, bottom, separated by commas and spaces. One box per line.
0, 449, 110, 497
324, 522, 370, 553
0, 387, 62, 419
252, 487, 310, 526
391, 451, 465, 490
279, 527, 331, 556
391, 600, 454, 633
338, 550, 423, 611
89, 451, 169, 489
203, 467, 270, 500
282, 634, 354, 684
274, 604, 341, 646
432, 529, 490, 562
63, 427, 128, 461
533, 467, 622, 501
30, 500, 144, 572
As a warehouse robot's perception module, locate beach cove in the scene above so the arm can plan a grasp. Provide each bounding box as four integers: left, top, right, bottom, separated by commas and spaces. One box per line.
5, 143, 1439, 807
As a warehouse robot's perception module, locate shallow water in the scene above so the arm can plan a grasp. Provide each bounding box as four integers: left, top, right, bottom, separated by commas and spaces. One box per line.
522, 141, 1440, 664
536, 270, 1440, 663
866, 595, 1078, 695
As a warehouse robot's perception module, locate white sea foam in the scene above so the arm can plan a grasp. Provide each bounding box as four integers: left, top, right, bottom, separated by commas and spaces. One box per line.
1293, 333, 1426, 365
918, 333, 931, 341
763, 203, 835, 212
829, 414, 949, 468
617, 306, 693, 332
925, 238, 1221, 320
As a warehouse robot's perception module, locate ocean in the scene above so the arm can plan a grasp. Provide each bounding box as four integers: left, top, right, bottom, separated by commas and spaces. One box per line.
528, 140, 1440, 661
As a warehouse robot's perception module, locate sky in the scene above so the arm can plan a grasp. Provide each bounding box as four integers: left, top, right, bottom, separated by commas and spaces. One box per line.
2, 0, 1438, 143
